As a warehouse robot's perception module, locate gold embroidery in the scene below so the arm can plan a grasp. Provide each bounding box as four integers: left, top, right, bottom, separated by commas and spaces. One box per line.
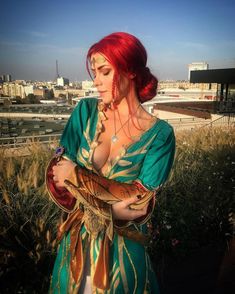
117, 159, 132, 167
123, 240, 138, 294
77, 149, 89, 168
113, 277, 120, 293
111, 267, 120, 288
51, 235, 70, 293
108, 162, 141, 179
81, 147, 90, 159
118, 235, 129, 294
83, 118, 92, 146
123, 134, 157, 158
83, 208, 106, 238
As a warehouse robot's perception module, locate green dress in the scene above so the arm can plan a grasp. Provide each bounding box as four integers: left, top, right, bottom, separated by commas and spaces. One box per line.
49, 98, 175, 293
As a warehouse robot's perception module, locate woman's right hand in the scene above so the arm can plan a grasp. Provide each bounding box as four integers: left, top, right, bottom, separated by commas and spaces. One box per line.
112, 196, 148, 221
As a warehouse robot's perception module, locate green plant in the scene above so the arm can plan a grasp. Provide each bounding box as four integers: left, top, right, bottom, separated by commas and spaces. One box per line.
150, 126, 235, 264
0, 127, 234, 292
0, 142, 61, 293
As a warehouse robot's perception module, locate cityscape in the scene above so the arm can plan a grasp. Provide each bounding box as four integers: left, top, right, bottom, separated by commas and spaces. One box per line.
0, 0, 235, 292
0, 59, 234, 148
0, 61, 218, 102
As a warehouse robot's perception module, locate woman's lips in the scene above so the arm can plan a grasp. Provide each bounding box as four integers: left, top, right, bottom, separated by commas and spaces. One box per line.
98, 91, 107, 96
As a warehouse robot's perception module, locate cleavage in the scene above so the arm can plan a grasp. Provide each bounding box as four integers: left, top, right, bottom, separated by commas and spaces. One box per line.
91, 124, 130, 173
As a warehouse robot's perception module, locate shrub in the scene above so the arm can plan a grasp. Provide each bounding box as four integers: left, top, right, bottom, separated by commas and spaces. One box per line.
0, 126, 234, 292
150, 126, 235, 265
0, 143, 61, 293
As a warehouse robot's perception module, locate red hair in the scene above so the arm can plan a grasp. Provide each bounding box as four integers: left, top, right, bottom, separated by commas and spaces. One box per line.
86, 32, 158, 103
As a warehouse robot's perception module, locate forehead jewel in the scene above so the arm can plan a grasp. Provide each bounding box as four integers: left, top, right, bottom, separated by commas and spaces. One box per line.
91, 55, 107, 66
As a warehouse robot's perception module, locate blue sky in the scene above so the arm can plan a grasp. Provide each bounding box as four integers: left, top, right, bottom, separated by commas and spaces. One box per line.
0, 0, 235, 81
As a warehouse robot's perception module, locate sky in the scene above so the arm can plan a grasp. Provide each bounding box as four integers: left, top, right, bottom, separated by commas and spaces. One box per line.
0, 0, 235, 81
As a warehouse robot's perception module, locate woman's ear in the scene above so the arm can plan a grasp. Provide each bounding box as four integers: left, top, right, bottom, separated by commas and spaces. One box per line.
128, 73, 136, 79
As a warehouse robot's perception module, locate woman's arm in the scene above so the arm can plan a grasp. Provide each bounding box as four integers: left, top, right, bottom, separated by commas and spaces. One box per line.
50, 158, 154, 223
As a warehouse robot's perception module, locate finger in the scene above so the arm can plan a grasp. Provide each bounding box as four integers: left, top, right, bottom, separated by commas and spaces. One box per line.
123, 195, 142, 206
55, 182, 63, 188
129, 209, 147, 220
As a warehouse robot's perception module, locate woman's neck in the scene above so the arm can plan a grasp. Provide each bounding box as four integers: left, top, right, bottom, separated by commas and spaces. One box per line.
110, 89, 140, 117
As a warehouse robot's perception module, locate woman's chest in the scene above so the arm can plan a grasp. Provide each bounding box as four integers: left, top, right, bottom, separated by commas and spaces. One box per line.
91, 118, 146, 173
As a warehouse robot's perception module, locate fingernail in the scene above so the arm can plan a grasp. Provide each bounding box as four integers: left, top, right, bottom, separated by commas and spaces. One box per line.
137, 195, 142, 199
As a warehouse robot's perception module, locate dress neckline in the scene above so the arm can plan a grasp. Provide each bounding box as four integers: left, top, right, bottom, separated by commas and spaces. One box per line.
89, 100, 160, 177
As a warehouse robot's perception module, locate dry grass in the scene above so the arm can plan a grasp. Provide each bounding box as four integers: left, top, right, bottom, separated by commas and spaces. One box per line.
0, 126, 234, 292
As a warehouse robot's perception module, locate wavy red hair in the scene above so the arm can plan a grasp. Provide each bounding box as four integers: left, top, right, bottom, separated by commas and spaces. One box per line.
86, 32, 158, 103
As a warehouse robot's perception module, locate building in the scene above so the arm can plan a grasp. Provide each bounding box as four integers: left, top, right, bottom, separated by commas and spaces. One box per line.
82, 80, 94, 90
188, 62, 209, 80
6, 74, 12, 82
57, 77, 69, 87
24, 85, 34, 97
190, 68, 235, 112
1, 74, 12, 82
2, 83, 25, 98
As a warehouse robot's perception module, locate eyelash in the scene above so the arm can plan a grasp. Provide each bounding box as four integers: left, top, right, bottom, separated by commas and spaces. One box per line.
102, 69, 110, 76
92, 70, 110, 79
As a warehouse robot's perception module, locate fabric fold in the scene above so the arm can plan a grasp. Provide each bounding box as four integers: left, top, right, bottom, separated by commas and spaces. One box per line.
46, 156, 155, 290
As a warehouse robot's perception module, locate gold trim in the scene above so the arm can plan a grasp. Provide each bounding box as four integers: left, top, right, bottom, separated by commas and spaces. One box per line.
123, 240, 138, 294
118, 235, 129, 294
108, 162, 141, 179
144, 249, 148, 292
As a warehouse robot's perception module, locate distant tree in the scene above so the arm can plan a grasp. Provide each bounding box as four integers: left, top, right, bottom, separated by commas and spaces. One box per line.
27, 94, 40, 104
15, 96, 23, 104
3, 99, 11, 106
58, 93, 66, 99
50, 89, 54, 99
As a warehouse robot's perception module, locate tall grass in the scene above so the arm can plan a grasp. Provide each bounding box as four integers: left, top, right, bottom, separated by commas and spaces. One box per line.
0, 126, 234, 292
0, 142, 61, 293
151, 126, 235, 262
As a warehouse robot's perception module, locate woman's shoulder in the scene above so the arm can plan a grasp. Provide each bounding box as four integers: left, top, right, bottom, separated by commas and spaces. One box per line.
75, 97, 99, 108
72, 98, 99, 116
153, 118, 175, 143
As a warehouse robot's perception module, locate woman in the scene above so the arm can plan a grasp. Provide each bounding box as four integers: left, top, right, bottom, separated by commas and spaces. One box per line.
46, 32, 175, 293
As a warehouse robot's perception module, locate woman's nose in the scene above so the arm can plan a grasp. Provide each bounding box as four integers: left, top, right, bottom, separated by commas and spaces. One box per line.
93, 75, 102, 87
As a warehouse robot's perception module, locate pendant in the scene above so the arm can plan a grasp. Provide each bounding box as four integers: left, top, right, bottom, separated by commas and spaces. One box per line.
111, 135, 118, 143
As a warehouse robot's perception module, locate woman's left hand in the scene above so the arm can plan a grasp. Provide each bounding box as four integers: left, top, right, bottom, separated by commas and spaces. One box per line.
112, 196, 148, 221
52, 159, 77, 188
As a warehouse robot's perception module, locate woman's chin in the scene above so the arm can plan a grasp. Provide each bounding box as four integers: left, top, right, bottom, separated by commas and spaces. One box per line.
100, 95, 112, 105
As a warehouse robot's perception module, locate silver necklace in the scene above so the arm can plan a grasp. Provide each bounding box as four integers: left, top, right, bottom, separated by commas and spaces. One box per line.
111, 103, 141, 143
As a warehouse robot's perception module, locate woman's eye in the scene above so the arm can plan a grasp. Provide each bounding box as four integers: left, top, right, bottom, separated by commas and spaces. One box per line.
103, 71, 110, 76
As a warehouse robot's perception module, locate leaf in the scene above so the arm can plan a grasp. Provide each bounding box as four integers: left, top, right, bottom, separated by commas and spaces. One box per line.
118, 160, 132, 167
81, 148, 89, 159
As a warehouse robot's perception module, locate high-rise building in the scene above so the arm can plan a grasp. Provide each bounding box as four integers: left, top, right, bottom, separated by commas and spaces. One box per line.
188, 62, 209, 80
57, 77, 69, 87
0, 74, 12, 82
6, 74, 12, 82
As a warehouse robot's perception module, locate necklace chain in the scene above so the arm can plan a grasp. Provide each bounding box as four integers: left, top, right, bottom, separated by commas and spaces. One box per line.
111, 103, 141, 143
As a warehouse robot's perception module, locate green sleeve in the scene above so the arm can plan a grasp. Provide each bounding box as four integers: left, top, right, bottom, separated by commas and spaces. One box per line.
136, 123, 175, 191
60, 99, 88, 162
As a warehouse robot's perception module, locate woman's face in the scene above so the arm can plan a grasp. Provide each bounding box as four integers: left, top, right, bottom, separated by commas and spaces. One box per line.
90, 52, 130, 104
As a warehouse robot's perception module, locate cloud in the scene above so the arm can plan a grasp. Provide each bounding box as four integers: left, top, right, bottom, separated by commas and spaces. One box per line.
0, 40, 86, 56
177, 41, 208, 50
16, 30, 48, 38
28, 31, 48, 38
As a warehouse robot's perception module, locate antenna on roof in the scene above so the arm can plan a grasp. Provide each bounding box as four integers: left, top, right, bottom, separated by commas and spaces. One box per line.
56, 60, 60, 78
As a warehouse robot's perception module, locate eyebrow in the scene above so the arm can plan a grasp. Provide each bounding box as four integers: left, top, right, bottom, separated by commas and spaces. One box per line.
91, 65, 110, 71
